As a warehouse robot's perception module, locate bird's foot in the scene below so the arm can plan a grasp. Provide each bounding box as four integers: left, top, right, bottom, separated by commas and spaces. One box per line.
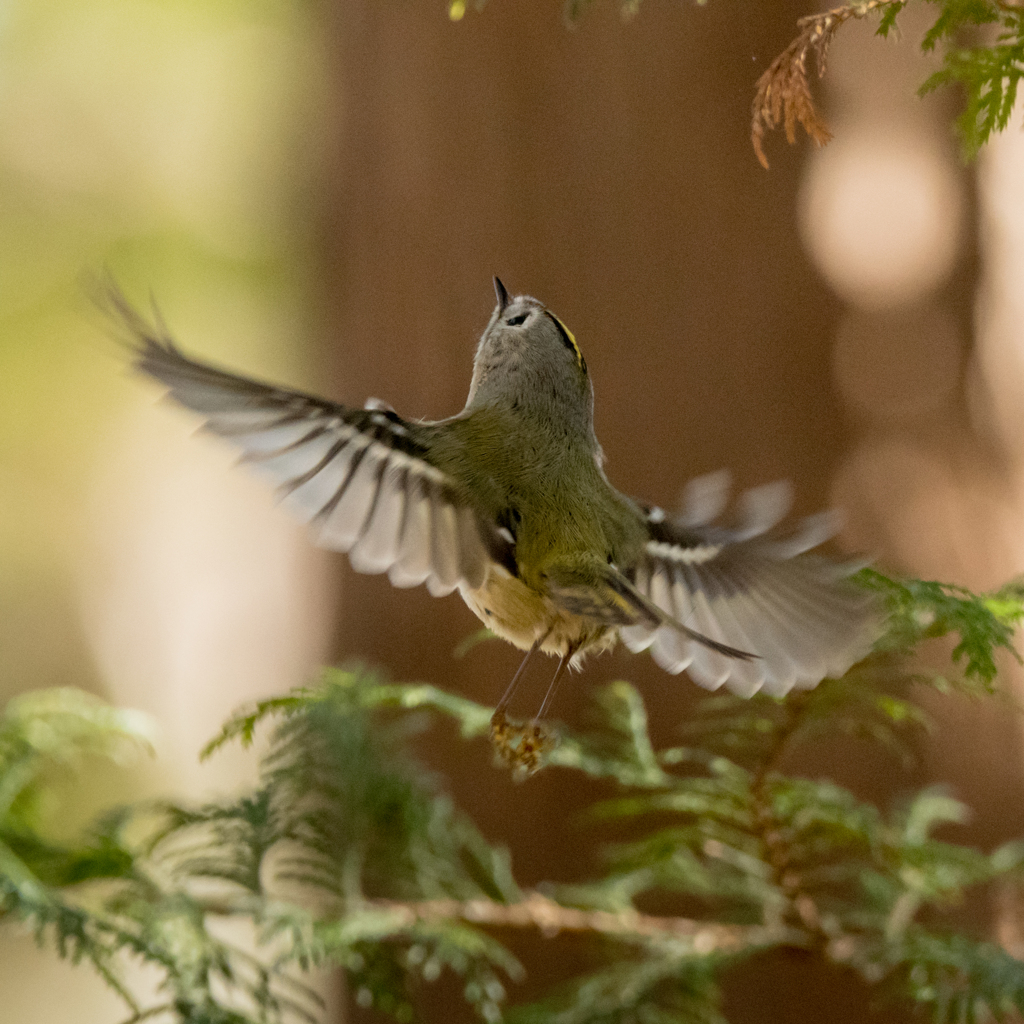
489, 709, 558, 778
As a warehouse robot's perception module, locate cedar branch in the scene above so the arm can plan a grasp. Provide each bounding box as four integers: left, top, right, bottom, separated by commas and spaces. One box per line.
752, 1, 904, 168
198, 890, 798, 952
370, 891, 775, 950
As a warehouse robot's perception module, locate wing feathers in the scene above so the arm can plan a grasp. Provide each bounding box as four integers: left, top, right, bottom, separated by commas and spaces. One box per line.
349, 462, 408, 575
428, 500, 462, 596
390, 477, 434, 588
318, 448, 384, 551
629, 480, 876, 695
113, 292, 507, 598
456, 508, 489, 590
678, 470, 731, 527
735, 481, 792, 538
113, 289, 876, 697
277, 435, 359, 522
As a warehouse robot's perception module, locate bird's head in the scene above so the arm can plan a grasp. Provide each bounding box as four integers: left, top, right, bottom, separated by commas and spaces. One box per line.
465, 278, 592, 430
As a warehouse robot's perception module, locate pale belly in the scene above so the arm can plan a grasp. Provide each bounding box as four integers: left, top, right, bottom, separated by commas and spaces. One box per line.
459, 565, 618, 660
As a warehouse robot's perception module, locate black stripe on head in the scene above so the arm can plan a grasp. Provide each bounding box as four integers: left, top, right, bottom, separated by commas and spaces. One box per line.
546, 312, 587, 374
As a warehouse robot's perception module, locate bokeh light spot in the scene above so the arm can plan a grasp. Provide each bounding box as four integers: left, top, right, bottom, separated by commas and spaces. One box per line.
800, 132, 963, 309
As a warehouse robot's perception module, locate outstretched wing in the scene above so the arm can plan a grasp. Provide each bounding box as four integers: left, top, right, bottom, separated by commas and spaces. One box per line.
622, 474, 876, 697
108, 289, 513, 597
544, 560, 757, 661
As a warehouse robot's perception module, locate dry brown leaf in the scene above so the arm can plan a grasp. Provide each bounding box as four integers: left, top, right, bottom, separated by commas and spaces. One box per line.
752, 1, 900, 169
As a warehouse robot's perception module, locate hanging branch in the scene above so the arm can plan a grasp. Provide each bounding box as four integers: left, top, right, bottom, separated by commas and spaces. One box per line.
751, 1, 904, 169
751, 0, 1024, 166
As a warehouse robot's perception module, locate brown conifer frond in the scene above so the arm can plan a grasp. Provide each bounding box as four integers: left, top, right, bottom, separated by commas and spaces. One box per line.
752, 1, 901, 169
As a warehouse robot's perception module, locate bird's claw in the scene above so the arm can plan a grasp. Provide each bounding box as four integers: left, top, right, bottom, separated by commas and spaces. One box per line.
489, 709, 558, 778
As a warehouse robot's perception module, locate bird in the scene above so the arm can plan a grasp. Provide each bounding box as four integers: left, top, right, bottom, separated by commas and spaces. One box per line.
106, 278, 876, 770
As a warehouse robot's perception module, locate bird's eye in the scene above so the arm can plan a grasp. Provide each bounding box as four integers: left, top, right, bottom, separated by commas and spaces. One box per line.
505, 313, 528, 326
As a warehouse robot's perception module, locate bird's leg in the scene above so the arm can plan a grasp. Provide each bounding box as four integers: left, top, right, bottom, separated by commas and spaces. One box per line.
493, 645, 538, 719
492, 628, 553, 719
490, 628, 559, 777
535, 642, 579, 721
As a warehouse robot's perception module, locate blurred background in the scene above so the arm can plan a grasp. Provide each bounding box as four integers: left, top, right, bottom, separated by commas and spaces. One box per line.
1, 0, 1022, 1021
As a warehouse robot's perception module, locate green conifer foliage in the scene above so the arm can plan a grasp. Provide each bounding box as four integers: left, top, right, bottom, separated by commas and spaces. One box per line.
3, 571, 1024, 1023
745, 0, 1024, 165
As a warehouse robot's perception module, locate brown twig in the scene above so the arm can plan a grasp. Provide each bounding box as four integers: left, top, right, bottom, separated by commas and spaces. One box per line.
197, 889, 795, 953
745, 693, 833, 940
365, 890, 797, 952
752, 1, 904, 168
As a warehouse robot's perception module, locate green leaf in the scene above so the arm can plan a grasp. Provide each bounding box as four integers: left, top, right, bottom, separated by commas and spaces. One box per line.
546, 681, 673, 787
506, 952, 727, 1024
889, 928, 1024, 1022
452, 628, 499, 659
877, 1, 909, 38
200, 690, 318, 759
921, 0, 1000, 52
858, 570, 1023, 687
901, 788, 970, 847
990, 840, 1024, 875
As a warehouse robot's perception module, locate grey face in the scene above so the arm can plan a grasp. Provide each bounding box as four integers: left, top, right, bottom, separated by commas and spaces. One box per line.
466, 279, 590, 420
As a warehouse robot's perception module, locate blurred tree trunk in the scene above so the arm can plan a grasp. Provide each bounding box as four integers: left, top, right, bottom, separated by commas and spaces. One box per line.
315, 2, 901, 1020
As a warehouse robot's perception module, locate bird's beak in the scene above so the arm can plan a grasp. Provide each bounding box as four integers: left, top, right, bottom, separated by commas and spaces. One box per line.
493, 276, 511, 313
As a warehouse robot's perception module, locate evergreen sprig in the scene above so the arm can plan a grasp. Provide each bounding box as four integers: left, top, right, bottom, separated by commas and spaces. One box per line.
919, 4, 1024, 159
3, 569, 1024, 1022
449, 2, 1024, 161
748, 0, 1024, 166
457, 0, 1024, 163
858, 569, 1024, 690
0, 688, 322, 1024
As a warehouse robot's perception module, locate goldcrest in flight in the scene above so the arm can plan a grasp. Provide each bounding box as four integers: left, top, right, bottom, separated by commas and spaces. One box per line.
109, 279, 875, 740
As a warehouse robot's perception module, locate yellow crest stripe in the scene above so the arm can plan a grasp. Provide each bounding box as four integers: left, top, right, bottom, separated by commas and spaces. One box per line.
550, 313, 585, 370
